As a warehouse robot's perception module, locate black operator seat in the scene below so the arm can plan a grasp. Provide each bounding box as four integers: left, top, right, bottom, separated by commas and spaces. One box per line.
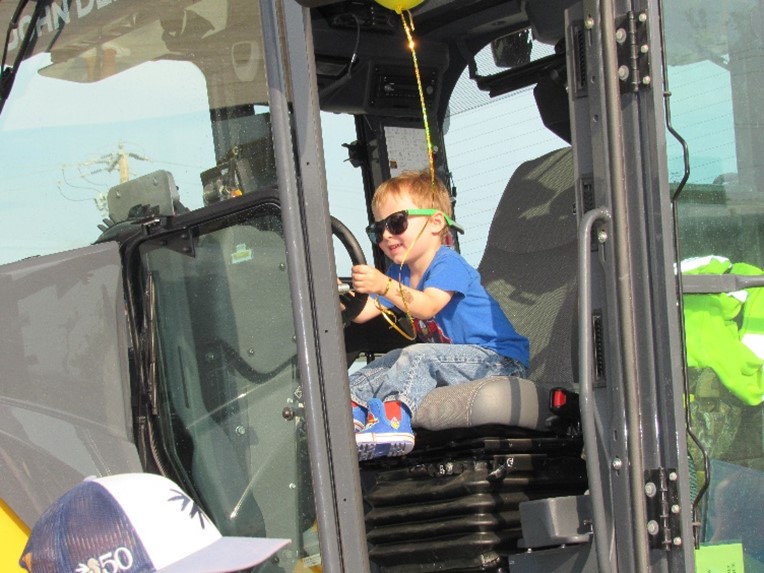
412, 70, 576, 433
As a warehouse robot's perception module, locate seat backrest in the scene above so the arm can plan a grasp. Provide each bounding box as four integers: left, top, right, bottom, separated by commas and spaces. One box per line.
477, 146, 577, 388
414, 146, 577, 431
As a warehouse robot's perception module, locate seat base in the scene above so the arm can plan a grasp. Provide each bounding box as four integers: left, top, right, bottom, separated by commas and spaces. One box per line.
360, 427, 587, 573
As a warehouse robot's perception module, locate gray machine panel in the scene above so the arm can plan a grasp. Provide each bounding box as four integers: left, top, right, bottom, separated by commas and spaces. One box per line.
0, 242, 142, 528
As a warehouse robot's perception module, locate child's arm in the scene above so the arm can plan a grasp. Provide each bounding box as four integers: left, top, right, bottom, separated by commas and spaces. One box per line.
352, 264, 452, 320
351, 294, 383, 323
339, 277, 382, 324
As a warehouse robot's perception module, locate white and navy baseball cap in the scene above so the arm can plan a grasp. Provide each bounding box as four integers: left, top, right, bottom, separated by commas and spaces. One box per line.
19, 473, 290, 573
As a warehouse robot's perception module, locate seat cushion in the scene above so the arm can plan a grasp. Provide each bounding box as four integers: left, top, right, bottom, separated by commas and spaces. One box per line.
413, 376, 550, 431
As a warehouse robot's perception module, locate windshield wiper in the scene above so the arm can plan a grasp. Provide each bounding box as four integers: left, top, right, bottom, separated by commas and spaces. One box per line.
0, 0, 50, 115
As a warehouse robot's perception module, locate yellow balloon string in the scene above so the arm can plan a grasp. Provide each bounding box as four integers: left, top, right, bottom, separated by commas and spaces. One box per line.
374, 9, 439, 341
399, 10, 436, 194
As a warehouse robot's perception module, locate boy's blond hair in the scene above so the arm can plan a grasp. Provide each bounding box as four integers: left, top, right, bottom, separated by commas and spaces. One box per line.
372, 171, 453, 240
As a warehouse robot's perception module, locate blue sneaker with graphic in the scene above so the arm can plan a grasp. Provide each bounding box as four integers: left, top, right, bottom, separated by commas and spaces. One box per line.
352, 404, 367, 433
356, 398, 415, 460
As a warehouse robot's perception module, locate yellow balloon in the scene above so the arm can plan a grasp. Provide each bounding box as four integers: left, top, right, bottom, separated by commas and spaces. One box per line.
374, 0, 425, 13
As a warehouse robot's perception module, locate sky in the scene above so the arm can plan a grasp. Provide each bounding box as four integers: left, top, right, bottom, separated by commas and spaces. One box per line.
0, 54, 214, 264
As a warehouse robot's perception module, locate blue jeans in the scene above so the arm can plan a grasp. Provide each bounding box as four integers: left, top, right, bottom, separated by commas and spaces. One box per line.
349, 343, 527, 415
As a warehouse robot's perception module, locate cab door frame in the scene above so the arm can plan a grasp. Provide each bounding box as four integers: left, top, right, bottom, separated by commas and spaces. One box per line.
570, 0, 695, 570
260, 1, 371, 571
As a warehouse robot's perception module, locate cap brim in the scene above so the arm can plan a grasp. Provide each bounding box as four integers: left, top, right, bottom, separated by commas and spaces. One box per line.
156, 537, 290, 573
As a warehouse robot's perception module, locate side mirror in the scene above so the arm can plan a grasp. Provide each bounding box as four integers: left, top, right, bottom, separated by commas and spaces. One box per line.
491, 29, 533, 69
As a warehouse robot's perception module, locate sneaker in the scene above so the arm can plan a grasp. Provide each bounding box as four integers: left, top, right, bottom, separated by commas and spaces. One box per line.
356, 398, 415, 460
352, 404, 367, 433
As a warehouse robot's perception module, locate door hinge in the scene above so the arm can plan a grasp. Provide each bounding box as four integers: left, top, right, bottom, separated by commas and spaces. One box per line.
644, 468, 683, 550
615, 10, 651, 92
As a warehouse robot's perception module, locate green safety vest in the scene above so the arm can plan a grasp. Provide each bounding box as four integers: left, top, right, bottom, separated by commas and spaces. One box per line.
683, 256, 764, 406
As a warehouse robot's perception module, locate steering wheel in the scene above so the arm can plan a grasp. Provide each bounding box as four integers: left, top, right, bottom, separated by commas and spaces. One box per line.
331, 216, 368, 325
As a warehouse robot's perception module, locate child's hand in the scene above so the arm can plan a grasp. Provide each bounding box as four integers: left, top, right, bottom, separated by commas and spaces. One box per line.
352, 265, 388, 295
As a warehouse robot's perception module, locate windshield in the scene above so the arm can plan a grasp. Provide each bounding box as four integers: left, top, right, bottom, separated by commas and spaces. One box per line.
0, 0, 272, 265
664, 0, 764, 566
0, 1, 320, 567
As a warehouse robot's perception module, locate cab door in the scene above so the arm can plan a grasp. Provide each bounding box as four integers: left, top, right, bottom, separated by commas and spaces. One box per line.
567, 0, 694, 570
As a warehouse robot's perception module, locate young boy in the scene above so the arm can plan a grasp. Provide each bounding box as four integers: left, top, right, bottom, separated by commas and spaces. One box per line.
349, 170, 529, 460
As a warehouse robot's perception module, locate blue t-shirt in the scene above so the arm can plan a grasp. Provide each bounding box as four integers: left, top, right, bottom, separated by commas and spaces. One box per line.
383, 246, 529, 367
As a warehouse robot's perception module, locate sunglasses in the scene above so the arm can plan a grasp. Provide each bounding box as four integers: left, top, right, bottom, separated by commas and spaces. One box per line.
365, 209, 463, 244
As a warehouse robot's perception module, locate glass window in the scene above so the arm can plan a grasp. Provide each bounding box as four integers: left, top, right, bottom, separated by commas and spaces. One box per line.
143, 204, 317, 570
444, 38, 565, 267
666, 2, 764, 266
664, 0, 764, 565
323, 112, 372, 274
0, 1, 322, 567
0, 1, 274, 265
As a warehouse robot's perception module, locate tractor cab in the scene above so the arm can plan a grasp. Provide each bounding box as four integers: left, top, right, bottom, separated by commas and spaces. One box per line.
1, 0, 763, 572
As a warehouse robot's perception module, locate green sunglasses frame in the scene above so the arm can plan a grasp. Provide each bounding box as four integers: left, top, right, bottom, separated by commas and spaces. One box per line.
365, 208, 464, 244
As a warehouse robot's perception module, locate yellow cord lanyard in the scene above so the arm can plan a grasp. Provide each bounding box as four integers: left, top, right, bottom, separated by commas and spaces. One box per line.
370, 6, 439, 342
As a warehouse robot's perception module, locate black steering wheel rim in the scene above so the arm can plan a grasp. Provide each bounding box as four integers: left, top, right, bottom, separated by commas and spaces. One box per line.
331, 216, 368, 325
